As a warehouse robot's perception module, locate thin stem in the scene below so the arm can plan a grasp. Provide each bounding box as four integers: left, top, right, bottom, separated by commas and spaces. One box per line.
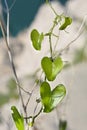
45, 3, 61, 59
23, 81, 39, 123
3, 0, 16, 13
9, 0, 17, 11
4, 0, 9, 11
21, 87, 31, 95
49, 35, 53, 58
53, 31, 60, 54
48, 2, 58, 16
0, 12, 26, 114
7, 8, 26, 111
25, 69, 43, 108
33, 102, 39, 116
52, 33, 59, 38
33, 107, 43, 119
24, 107, 43, 120
25, 81, 39, 108
48, 19, 57, 58
7, 12, 9, 44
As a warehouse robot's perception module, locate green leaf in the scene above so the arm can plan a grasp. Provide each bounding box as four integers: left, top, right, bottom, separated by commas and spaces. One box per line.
40, 82, 51, 112
11, 106, 24, 130
31, 29, 44, 50
59, 16, 72, 30
40, 82, 66, 113
41, 57, 63, 81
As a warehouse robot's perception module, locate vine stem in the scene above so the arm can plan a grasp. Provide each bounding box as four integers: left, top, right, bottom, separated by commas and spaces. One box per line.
48, 1, 58, 16
49, 18, 58, 59
24, 107, 43, 120
49, 35, 53, 58
24, 107, 43, 130
45, 1, 60, 59
0, 2, 26, 114
3, 0, 17, 13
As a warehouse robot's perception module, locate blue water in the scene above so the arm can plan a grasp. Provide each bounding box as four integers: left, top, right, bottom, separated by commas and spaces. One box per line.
0, 0, 68, 36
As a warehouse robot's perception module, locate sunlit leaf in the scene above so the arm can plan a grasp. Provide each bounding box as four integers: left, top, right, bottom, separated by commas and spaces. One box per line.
11, 106, 24, 130
31, 29, 44, 50
41, 57, 63, 81
40, 82, 51, 112
40, 82, 66, 113
59, 16, 72, 30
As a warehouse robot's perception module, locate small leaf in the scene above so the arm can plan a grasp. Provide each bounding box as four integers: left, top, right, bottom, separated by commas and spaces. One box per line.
40, 82, 51, 112
31, 29, 44, 50
59, 16, 72, 30
11, 106, 24, 130
40, 82, 66, 113
41, 56, 63, 81
51, 84, 66, 110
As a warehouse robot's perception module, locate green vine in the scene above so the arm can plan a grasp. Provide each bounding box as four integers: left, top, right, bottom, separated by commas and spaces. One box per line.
0, 0, 73, 130
29, 0, 72, 126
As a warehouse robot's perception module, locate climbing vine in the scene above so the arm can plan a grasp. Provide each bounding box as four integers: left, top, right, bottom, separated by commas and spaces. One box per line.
2, 0, 86, 130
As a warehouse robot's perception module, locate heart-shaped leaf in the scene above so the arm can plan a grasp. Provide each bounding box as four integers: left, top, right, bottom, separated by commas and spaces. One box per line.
41, 56, 63, 81
31, 29, 44, 50
11, 106, 24, 130
40, 81, 66, 113
59, 16, 72, 30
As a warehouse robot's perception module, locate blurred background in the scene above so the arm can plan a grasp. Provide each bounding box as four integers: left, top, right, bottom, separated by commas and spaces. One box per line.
0, 0, 87, 130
